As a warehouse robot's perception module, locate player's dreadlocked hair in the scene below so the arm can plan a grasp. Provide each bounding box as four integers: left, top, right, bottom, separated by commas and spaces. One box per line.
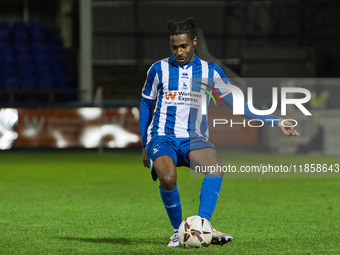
167, 17, 197, 41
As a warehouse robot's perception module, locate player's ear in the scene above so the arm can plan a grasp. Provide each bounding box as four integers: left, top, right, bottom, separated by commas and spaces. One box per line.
192, 36, 197, 47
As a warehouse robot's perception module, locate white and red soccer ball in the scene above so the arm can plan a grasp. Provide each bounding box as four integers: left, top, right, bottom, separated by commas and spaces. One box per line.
178, 215, 213, 248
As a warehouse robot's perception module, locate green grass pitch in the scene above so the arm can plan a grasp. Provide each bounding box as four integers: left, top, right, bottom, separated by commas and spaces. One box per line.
0, 150, 339, 254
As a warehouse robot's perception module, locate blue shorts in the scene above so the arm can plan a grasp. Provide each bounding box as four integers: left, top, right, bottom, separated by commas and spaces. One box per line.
146, 136, 215, 181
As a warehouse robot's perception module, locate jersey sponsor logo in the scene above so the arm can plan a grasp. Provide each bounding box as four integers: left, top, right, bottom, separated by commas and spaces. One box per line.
165, 92, 177, 100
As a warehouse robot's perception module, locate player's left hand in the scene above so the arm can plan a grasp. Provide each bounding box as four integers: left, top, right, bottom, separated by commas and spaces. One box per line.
277, 118, 300, 137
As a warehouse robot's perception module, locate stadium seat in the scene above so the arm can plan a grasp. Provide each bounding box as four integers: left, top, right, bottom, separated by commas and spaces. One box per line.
2, 76, 19, 90
36, 74, 55, 90
50, 63, 68, 75
35, 63, 51, 75
29, 30, 44, 42
17, 63, 34, 75
29, 21, 45, 31
0, 52, 14, 65
12, 30, 28, 42
0, 44, 13, 53
16, 54, 32, 64
0, 30, 10, 42
13, 21, 27, 31
13, 42, 30, 53
31, 43, 48, 53
19, 74, 36, 90
0, 21, 10, 30
0, 64, 16, 75
32, 53, 49, 64
55, 74, 71, 90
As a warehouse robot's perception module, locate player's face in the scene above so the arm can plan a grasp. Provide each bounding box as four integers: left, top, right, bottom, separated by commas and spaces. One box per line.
170, 34, 197, 66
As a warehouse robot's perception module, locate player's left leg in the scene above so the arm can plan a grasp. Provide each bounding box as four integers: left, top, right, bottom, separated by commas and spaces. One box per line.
187, 147, 233, 245
187, 148, 224, 220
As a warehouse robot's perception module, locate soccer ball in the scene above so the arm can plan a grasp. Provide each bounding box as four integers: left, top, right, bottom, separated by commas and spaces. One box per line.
178, 215, 213, 248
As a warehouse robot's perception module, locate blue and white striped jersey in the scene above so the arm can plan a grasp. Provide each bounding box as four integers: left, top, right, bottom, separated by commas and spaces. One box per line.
142, 54, 230, 144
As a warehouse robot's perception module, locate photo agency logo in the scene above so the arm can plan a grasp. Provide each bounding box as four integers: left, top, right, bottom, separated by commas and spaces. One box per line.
197, 79, 312, 128
198, 82, 222, 107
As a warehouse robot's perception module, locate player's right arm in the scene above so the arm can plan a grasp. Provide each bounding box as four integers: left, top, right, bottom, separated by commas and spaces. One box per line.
140, 98, 154, 167
139, 64, 159, 167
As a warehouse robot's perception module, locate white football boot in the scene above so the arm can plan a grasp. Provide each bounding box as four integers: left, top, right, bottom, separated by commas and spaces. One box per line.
211, 228, 233, 245
167, 231, 180, 247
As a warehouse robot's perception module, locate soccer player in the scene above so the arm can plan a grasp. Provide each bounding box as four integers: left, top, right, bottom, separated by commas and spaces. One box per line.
139, 17, 300, 247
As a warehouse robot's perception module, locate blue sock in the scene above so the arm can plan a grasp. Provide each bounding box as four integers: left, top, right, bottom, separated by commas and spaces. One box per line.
159, 186, 182, 230
198, 174, 223, 221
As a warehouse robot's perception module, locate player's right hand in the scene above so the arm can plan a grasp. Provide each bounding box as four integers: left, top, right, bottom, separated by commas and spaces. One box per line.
142, 148, 149, 168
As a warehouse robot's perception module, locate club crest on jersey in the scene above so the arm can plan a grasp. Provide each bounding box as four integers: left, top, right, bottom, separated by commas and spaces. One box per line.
182, 82, 188, 90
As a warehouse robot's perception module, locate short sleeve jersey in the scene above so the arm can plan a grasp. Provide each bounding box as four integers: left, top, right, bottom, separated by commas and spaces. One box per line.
142, 54, 230, 144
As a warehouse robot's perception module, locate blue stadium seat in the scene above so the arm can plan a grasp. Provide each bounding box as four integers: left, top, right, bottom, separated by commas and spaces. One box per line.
0, 64, 16, 75
0, 21, 10, 30
12, 30, 28, 42
35, 63, 51, 75
19, 74, 36, 90
16, 54, 32, 64
32, 53, 49, 64
13, 42, 30, 53
31, 43, 48, 53
13, 21, 27, 31
2, 76, 19, 90
0, 44, 13, 53
50, 63, 68, 75
29, 21, 45, 31
17, 63, 34, 75
0, 30, 10, 42
29, 30, 44, 42
55, 74, 71, 90
0, 52, 14, 65
36, 74, 55, 90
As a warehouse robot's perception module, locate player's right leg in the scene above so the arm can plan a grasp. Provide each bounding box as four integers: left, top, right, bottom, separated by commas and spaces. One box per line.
146, 136, 182, 247
153, 156, 181, 247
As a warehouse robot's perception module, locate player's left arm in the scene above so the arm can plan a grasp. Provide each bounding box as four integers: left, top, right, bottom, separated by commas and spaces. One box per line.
221, 93, 300, 137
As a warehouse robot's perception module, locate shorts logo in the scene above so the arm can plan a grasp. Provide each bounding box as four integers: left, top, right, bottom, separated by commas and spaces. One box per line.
153, 144, 161, 155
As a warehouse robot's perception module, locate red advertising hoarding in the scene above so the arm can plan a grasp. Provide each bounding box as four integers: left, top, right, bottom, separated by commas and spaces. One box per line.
17, 108, 141, 148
